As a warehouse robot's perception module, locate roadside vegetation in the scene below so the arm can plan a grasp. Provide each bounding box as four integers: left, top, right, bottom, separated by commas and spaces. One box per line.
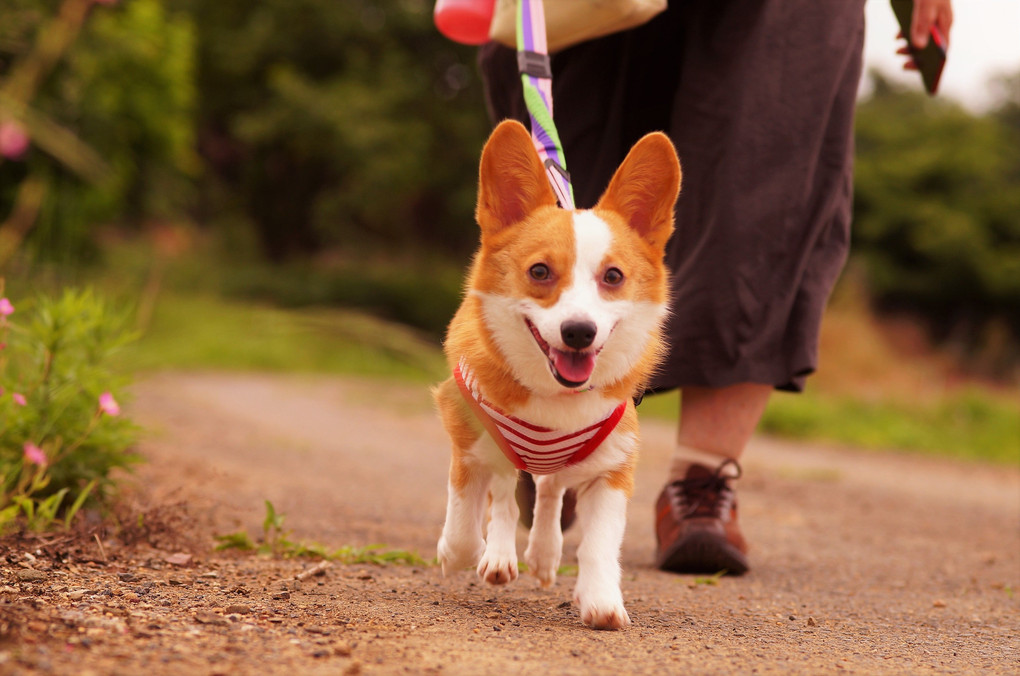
0, 1, 1017, 532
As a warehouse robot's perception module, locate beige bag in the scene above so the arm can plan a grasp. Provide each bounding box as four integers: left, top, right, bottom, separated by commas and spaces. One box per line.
489, 0, 667, 53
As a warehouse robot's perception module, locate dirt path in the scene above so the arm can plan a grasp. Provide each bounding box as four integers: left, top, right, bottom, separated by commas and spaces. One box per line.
3, 371, 1018, 675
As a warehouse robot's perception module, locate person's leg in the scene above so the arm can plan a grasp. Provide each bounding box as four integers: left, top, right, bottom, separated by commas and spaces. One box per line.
655, 383, 771, 576
670, 384, 772, 480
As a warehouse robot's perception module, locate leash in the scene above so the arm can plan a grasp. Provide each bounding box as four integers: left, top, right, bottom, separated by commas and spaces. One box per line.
515, 0, 575, 210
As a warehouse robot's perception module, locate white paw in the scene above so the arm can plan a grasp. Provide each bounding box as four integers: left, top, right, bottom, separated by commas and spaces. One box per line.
476, 550, 518, 586
524, 544, 560, 588
575, 588, 630, 630
437, 535, 484, 576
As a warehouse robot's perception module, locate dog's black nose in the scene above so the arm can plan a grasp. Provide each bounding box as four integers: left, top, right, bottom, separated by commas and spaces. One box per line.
561, 320, 597, 350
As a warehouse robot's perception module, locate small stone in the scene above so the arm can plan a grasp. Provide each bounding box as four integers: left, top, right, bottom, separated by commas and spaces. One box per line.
118, 573, 138, 583
194, 610, 229, 626
225, 604, 251, 615
67, 590, 87, 602
334, 643, 353, 657
164, 553, 191, 566
272, 591, 291, 601
933, 599, 947, 608
807, 617, 817, 627
17, 569, 46, 582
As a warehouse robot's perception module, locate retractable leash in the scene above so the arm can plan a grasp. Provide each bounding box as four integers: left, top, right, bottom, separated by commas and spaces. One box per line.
515, 0, 575, 210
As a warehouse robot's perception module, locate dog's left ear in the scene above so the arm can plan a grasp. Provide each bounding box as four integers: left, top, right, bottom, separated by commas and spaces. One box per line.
595, 132, 681, 252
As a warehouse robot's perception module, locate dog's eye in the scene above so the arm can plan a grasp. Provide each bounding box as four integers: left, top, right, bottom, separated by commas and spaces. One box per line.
603, 267, 624, 286
529, 263, 551, 282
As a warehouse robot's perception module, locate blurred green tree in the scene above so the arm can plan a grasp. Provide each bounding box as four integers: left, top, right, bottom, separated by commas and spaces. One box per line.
853, 73, 1020, 355
178, 0, 490, 261
0, 0, 196, 267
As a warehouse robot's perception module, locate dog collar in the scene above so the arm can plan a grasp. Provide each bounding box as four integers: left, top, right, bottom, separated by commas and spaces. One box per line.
454, 359, 625, 475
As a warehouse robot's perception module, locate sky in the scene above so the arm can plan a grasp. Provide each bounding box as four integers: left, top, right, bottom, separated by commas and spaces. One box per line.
861, 0, 1020, 111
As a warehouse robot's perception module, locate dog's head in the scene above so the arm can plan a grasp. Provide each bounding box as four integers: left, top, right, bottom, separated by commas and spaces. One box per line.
467, 120, 681, 396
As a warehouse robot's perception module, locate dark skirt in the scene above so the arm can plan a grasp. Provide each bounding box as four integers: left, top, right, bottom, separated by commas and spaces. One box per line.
479, 0, 866, 392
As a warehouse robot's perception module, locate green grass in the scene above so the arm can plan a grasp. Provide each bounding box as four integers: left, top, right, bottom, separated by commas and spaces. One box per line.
131, 292, 1017, 465
88, 237, 1014, 468
639, 386, 1019, 465
758, 388, 1019, 464
123, 292, 446, 382
214, 501, 432, 565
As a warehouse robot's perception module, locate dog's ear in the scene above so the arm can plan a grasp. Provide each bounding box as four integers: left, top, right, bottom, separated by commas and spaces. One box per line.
477, 120, 558, 235
595, 132, 681, 252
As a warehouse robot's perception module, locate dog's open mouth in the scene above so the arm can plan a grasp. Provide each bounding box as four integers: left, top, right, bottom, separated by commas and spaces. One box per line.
526, 319, 598, 388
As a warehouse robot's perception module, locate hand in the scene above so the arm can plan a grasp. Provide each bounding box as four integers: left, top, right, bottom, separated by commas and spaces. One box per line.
896, 0, 953, 70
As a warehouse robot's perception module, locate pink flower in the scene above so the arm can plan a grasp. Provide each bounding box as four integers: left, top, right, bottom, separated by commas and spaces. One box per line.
0, 121, 29, 160
12, 392, 26, 406
0, 298, 13, 316
23, 443, 47, 467
98, 392, 120, 416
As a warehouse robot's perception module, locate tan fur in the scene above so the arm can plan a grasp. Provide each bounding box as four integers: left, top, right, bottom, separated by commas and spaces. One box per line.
435, 120, 681, 629
604, 405, 640, 496
437, 119, 681, 486
433, 378, 482, 491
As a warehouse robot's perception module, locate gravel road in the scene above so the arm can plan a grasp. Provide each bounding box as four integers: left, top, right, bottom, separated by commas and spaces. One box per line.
2, 371, 1017, 675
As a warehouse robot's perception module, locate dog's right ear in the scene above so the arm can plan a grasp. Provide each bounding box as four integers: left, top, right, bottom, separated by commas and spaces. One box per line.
476, 120, 558, 236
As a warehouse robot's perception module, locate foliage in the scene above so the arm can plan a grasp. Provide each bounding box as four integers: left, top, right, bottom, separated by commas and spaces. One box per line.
177, 0, 490, 261
126, 291, 446, 381
220, 255, 464, 336
758, 387, 1020, 464
853, 74, 1020, 349
0, 284, 140, 530
0, 0, 196, 265
215, 500, 430, 565
639, 381, 1019, 465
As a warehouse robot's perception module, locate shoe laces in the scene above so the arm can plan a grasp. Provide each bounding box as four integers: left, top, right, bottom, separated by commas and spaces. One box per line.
666, 458, 741, 520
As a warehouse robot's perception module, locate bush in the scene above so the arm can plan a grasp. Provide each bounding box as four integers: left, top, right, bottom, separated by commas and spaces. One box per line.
853, 75, 1020, 350
0, 285, 139, 530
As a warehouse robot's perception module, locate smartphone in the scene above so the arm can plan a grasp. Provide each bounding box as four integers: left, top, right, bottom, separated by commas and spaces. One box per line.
889, 0, 947, 95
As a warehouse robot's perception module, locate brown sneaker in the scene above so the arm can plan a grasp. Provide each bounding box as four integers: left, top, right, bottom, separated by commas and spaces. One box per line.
654, 459, 749, 575
516, 472, 577, 531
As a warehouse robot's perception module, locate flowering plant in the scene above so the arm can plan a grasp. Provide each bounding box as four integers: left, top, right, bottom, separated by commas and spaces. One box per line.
0, 283, 139, 530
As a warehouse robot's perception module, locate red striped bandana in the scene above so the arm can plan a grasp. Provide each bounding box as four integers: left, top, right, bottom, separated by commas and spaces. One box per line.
454, 359, 626, 475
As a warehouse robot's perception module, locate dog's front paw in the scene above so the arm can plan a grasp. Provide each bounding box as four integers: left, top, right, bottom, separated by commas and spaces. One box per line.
476, 549, 518, 586
437, 535, 485, 576
524, 543, 560, 588
575, 588, 630, 630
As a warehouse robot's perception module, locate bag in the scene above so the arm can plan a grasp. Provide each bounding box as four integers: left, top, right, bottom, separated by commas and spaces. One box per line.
489, 0, 667, 53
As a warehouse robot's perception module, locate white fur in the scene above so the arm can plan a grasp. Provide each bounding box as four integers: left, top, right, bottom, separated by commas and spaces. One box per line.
476, 211, 666, 400
440, 209, 657, 630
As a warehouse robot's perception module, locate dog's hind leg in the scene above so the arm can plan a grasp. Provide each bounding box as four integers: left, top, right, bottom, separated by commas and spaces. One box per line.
476, 471, 520, 585
573, 479, 630, 629
524, 475, 565, 588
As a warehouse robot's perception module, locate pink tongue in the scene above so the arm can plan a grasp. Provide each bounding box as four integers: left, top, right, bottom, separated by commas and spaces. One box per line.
552, 350, 596, 384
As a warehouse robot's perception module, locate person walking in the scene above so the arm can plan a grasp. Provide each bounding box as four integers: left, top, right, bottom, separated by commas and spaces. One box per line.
478, 0, 954, 575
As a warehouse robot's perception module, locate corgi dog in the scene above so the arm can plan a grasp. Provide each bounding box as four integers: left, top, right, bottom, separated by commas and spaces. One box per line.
434, 120, 680, 630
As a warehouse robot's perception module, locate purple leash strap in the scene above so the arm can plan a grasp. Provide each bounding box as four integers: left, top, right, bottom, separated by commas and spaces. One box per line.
516, 0, 575, 210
